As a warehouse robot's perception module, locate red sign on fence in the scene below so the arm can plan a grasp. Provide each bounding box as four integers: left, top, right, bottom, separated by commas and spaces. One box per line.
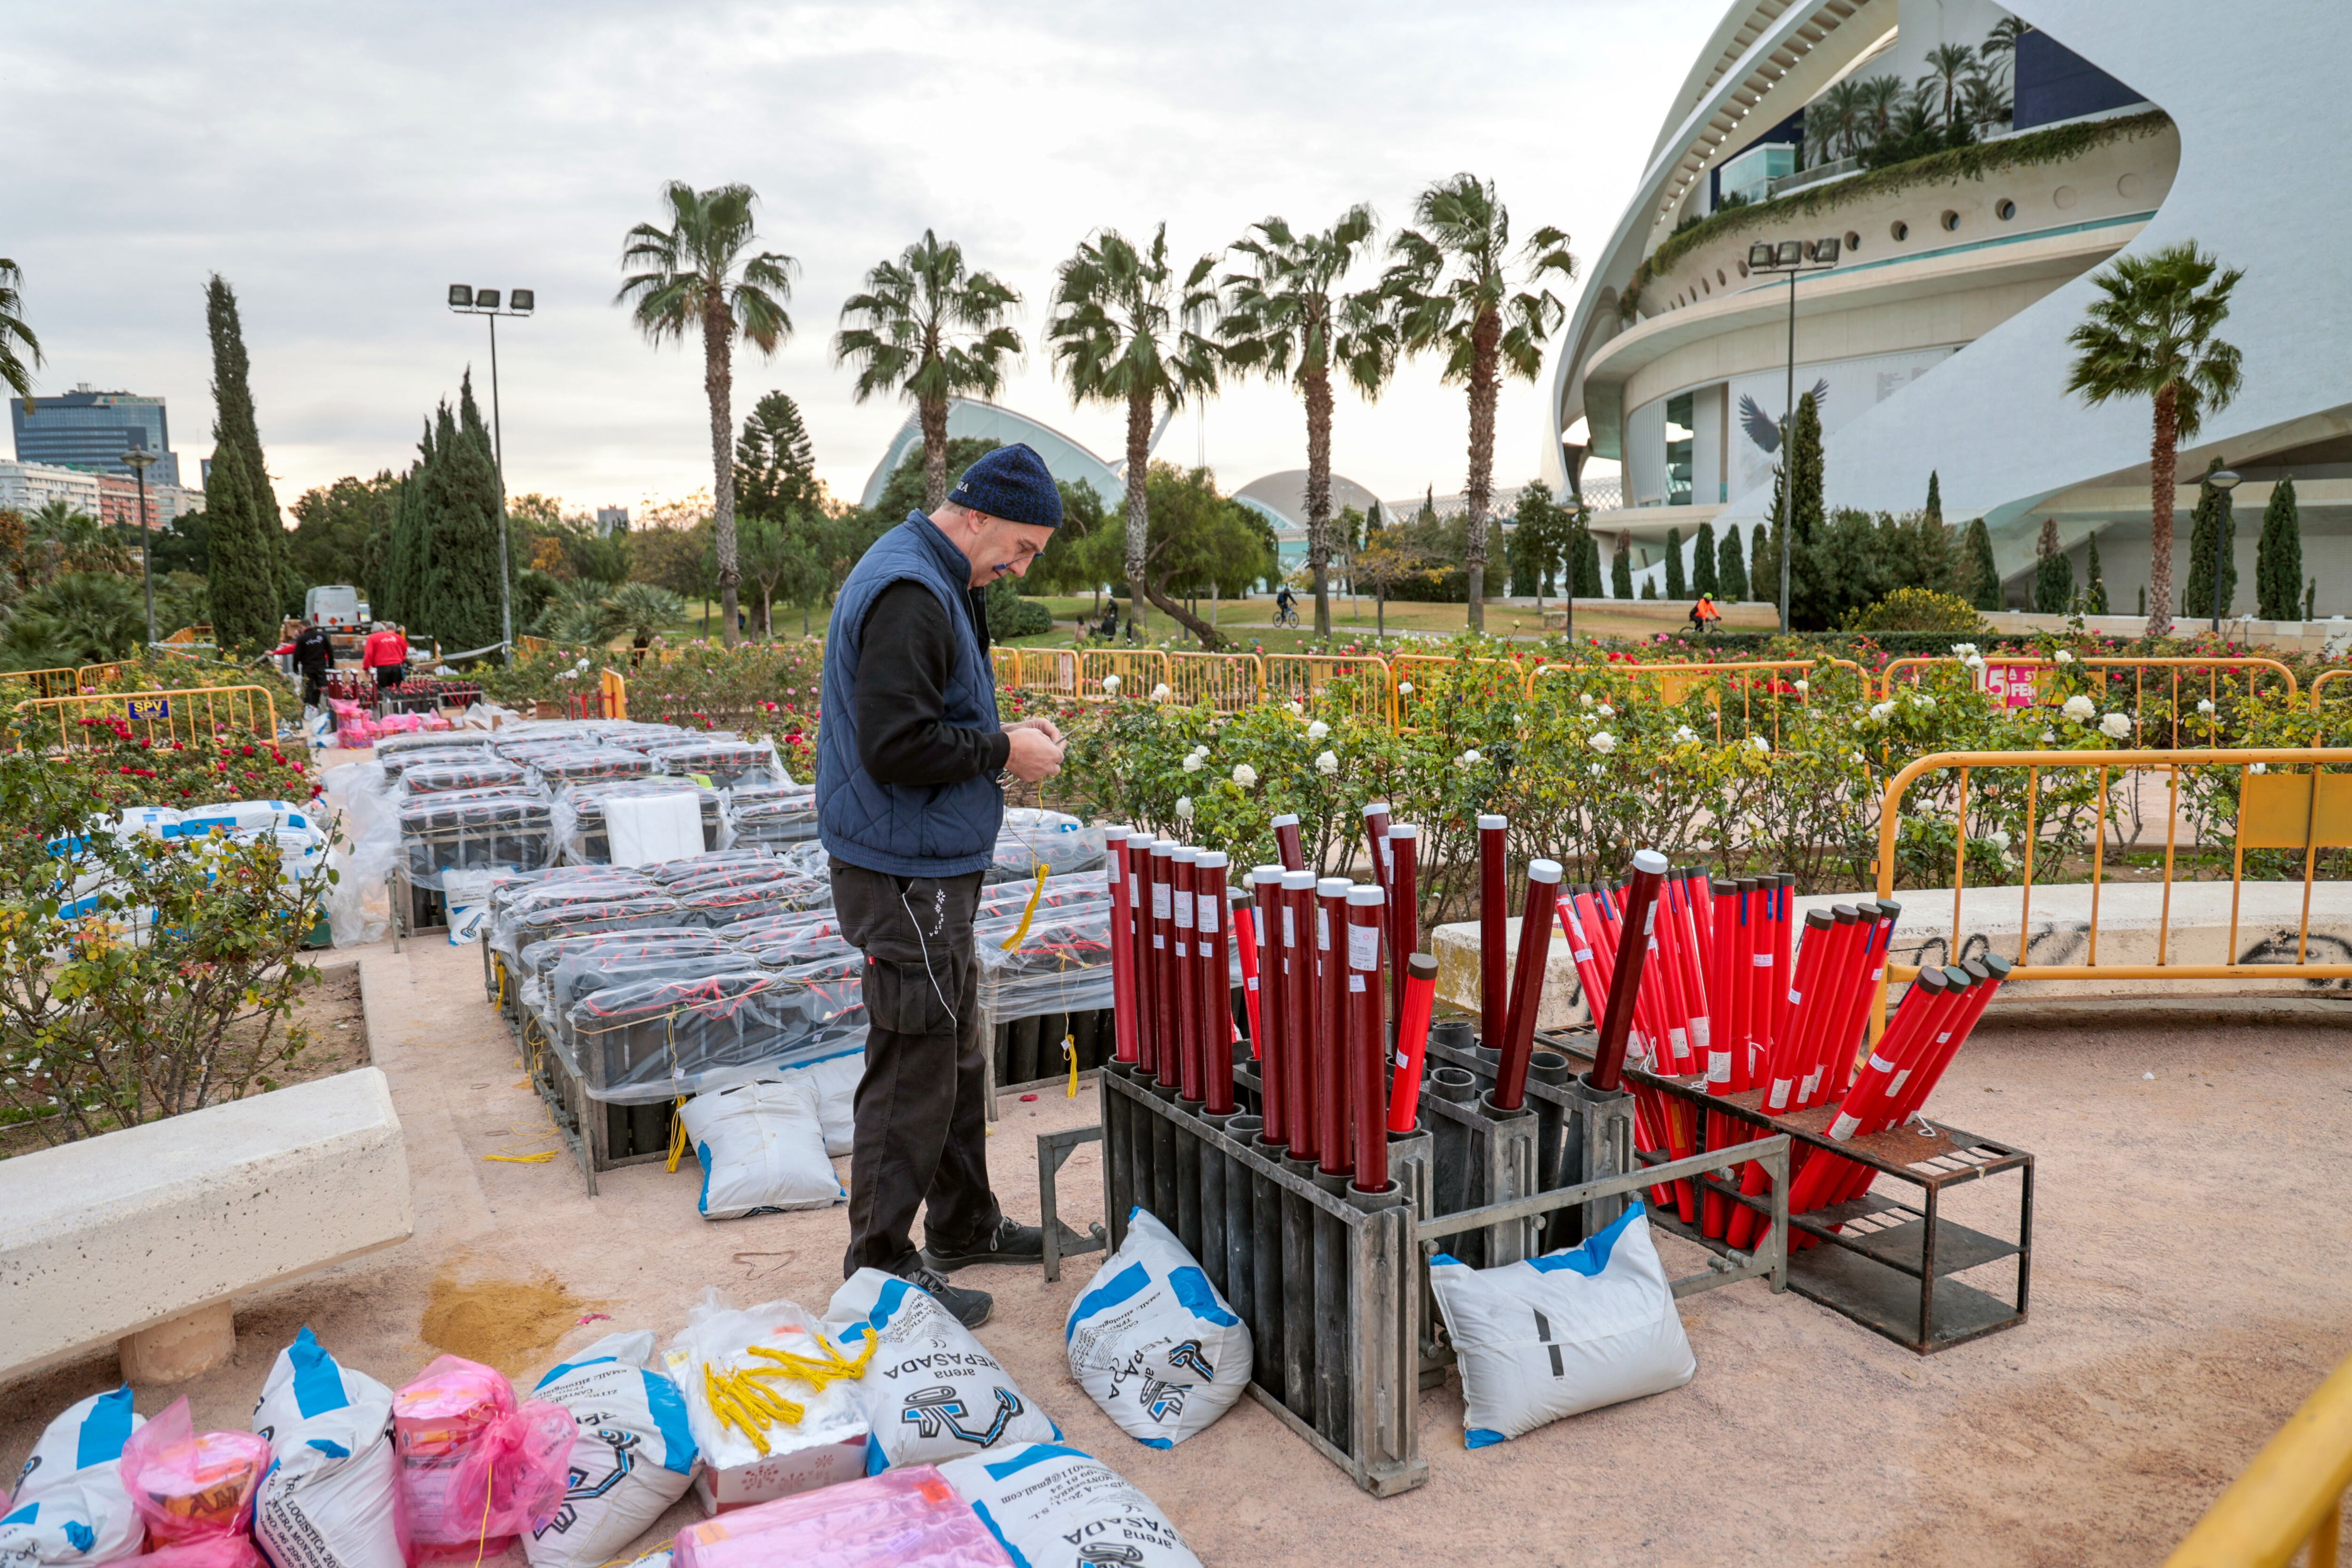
1982, 663, 2039, 708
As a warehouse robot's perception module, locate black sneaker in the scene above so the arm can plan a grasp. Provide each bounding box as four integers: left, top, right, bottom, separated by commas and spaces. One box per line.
922, 1217, 1047, 1273
901, 1265, 993, 1329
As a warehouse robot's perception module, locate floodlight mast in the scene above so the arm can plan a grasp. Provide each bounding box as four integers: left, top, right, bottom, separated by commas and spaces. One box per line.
446, 285, 537, 662
1744, 237, 1841, 633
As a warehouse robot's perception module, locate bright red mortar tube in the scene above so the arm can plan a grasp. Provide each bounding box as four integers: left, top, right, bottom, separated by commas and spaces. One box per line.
1589, 851, 1669, 1094
1387, 824, 1418, 1029
1388, 952, 1438, 1133
1345, 883, 1388, 1190
1251, 866, 1289, 1148
1105, 828, 1139, 1065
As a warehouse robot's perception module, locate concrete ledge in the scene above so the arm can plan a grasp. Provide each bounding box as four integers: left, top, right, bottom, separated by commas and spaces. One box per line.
1431, 880, 2352, 1029
0, 1067, 413, 1383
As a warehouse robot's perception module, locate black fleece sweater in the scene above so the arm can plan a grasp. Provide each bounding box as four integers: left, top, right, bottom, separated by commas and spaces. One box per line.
853, 580, 1012, 787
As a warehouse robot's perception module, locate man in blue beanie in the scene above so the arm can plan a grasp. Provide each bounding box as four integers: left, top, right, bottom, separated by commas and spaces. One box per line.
817, 442, 1067, 1328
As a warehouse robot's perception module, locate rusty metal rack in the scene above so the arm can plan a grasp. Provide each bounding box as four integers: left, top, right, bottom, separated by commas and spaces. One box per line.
1535, 1027, 2034, 1354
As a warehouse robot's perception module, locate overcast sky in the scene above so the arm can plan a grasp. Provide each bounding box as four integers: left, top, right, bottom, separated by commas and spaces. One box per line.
5, 0, 1716, 520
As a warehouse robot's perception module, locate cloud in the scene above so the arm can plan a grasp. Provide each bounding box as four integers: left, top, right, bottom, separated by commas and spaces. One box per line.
2, 0, 1708, 515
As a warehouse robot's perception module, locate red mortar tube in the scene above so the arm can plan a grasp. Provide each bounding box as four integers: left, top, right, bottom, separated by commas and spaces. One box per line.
1105, 828, 1139, 1065
1589, 852, 1668, 1094
1771, 874, 1797, 1050
1492, 858, 1564, 1111
1388, 953, 1438, 1133
1197, 852, 1234, 1114
1345, 883, 1388, 1190
1251, 867, 1289, 1148
1708, 879, 1740, 1085
1123, 833, 1154, 1071
1808, 908, 1891, 1107
1387, 824, 1419, 1027
1315, 877, 1354, 1175
1170, 849, 1201, 1098
1785, 966, 1974, 1220
1820, 956, 2011, 1213
1272, 812, 1304, 873
1279, 870, 1319, 1158
1362, 802, 1394, 893
1478, 814, 1508, 1051
1684, 868, 1716, 979
1143, 840, 1173, 1079
1555, 891, 1611, 1039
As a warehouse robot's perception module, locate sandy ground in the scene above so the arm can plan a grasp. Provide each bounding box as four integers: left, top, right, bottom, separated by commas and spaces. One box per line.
6, 934, 2351, 1567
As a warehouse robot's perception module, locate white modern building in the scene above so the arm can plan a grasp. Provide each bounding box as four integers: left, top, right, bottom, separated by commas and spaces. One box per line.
0, 459, 104, 517
1547, 0, 2351, 611
858, 397, 1126, 513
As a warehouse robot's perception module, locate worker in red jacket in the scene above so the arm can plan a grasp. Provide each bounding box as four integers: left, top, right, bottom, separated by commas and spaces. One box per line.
362, 622, 409, 690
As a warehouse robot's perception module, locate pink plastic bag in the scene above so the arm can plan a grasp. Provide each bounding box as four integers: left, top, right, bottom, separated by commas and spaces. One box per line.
674, 1467, 1011, 1568
119, 1397, 270, 1568
391, 1356, 575, 1561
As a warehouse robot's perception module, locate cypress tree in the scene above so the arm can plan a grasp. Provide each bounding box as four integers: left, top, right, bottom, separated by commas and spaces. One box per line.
1923, 470, 1944, 531
412, 374, 508, 652
1963, 517, 2001, 610
202, 276, 293, 612
1664, 525, 1687, 599
1716, 521, 1747, 601
2181, 456, 2237, 621
1786, 393, 1825, 547
2033, 517, 2073, 613
2083, 533, 2109, 614
2256, 476, 2302, 621
1575, 522, 1603, 598
377, 419, 437, 626
203, 438, 278, 649
1693, 520, 1719, 598
1610, 532, 1633, 599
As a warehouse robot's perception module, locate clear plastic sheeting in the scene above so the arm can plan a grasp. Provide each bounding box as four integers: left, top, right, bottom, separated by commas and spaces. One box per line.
642, 848, 776, 884
723, 785, 818, 850
976, 871, 1112, 923
323, 760, 400, 946
377, 730, 495, 758
492, 891, 686, 963
985, 807, 1105, 884
675, 871, 830, 927
976, 903, 1118, 1021
728, 914, 853, 968
555, 781, 724, 865
641, 738, 789, 789
399, 794, 556, 891
564, 954, 865, 1104
543, 943, 747, 1064
397, 758, 530, 796
379, 746, 498, 783
526, 749, 658, 791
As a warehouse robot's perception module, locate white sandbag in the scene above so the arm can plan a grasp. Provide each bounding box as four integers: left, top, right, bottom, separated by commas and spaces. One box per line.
779, 1049, 862, 1157
678, 1078, 843, 1220
0, 1385, 145, 1568
1063, 1210, 1250, 1449
524, 1332, 698, 1568
940, 1442, 1201, 1568
176, 800, 325, 839
250, 1327, 406, 1568
605, 792, 703, 868
662, 1289, 868, 1511
112, 807, 181, 840
827, 1269, 1059, 1473
1428, 1202, 1696, 1447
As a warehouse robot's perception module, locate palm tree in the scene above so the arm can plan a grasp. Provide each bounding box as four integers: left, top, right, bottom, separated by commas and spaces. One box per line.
835, 231, 1023, 514
2065, 241, 2245, 638
1047, 225, 1220, 639
1382, 175, 1575, 631
616, 182, 797, 649
1218, 206, 1393, 639
1805, 79, 1863, 164
1917, 43, 1978, 133
0, 258, 40, 406
1856, 74, 1904, 147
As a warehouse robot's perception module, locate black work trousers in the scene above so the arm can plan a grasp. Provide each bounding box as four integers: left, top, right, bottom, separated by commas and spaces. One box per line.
831, 858, 1001, 1278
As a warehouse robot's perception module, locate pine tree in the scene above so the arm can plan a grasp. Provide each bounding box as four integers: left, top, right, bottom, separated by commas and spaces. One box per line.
2033, 517, 2073, 613
1963, 517, 2002, 610
1664, 526, 1687, 599
2181, 457, 2237, 621
1693, 520, 1719, 598
202, 276, 292, 612
2256, 475, 2302, 621
2083, 532, 2109, 614
735, 390, 821, 522
1610, 532, 1633, 599
1716, 521, 1747, 601
203, 437, 278, 649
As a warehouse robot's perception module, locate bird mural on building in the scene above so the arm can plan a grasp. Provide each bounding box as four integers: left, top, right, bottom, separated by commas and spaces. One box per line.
1738, 380, 1829, 453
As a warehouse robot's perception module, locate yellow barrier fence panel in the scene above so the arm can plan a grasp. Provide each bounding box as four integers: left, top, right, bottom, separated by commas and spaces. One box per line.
1883, 656, 2297, 746
1075, 648, 1171, 700
75, 663, 133, 692
1265, 653, 1393, 727
1166, 651, 1262, 711
1013, 647, 1083, 698
2163, 1346, 2352, 1568
601, 668, 628, 721
0, 667, 80, 700
1393, 654, 1523, 732
16, 685, 283, 754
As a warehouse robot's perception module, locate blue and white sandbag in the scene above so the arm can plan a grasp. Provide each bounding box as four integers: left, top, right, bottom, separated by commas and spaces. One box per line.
940, 1442, 1201, 1568
0, 1385, 146, 1568
1428, 1202, 1696, 1447
1063, 1210, 1250, 1449
778, 1048, 862, 1156
827, 1270, 1058, 1473
250, 1327, 406, 1568
524, 1331, 698, 1568
678, 1078, 843, 1220
175, 801, 323, 839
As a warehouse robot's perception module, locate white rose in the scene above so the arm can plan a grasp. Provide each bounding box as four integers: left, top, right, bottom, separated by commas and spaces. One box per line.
1869, 702, 1895, 722
2100, 712, 2132, 739
2197, 699, 2216, 715
1101, 674, 1121, 693
2054, 649, 2075, 664
1915, 695, 1937, 711
1175, 795, 1195, 820
1851, 750, 1867, 765
1288, 700, 1304, 716
1988, 830, 2012, 852
1953, 643, 1978, 657
1588, 762, 1606, 777
1190, 744, 1210, 759
1398, 681, 1414, 694
1579, 693, 1594, 708
1794, 678, 1810, 695
575, 658, 592, 671
1674, 725, 1698, 744
1597, 702, 1615, 718
2250, 761, 2268, 774
1306, 720, 1330, 741
1749, 735, 1771, 754
1315, 750, 1339, 775
1460, 748, 1483, 766
1964, 655, 1986, 671
1182, 754, 1202, 772
1589, 731, 1618, 754
1231, 764, 1258, 787
2040, 729, 2057, 743
2062, 695, 2095, 722
1151, 683, 1172, 701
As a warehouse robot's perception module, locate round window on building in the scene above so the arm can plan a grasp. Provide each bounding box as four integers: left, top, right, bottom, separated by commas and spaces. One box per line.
1995, 199, 2017, 221
1844, 230, 1861, 253
1716, 268, 1727, 287
1891, 220, 1909, 242
1940, 210, 1961, 232
1735, 259, 1748, 279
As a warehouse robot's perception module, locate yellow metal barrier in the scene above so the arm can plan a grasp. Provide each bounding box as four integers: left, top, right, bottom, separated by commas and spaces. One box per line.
1882, 656, 2297, 745
1166, 651, 1263, 711
16, 685, 283, 753
0, 667, 79, 700
990, 648, 1023, 690
1872, 747, 2352, 987
1264, 653, 1394, 726
1078, 648, 1170, 700
76, 662, 132, 691
1012, 647, 1085, 697
1528, 658, 1862, 744
2163, 1347, 2352, 1568
600, 667, 628, 720
1392, 654, 1523, 731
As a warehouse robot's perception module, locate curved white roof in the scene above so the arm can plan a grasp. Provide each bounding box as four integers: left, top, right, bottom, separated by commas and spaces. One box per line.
858, 398, 1124, 511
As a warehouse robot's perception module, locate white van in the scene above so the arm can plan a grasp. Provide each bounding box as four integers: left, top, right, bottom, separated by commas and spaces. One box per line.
303, 585, 370, 629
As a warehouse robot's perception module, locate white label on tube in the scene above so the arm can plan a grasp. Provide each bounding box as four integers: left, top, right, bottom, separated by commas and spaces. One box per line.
1643, 902, 1658, 936
1246, 977, 1260, 994
1788, 988, 1803, 1005
1348, 974, 1365, 993
1872, 967, 1886, 981
1767, 1078, 1793, 1110
1828, 1113, 1861, 1141
1154, 934, 1165, 949
1347, 923, 1379, 971
1752, 953, 1772, 967
1173, 896, 1192, 930
1692, 1018, 1710, 1049
1890, 1068, 1912, 1095
1128, 873, 1140, 905
1152, 883, 1171, 919
1573, 947, 1592, 963
1176, 941, 1189, 958
1282, 907, 1296, 947
1669, 1027, 1689, 1053
1197, 893, 1218, 931
1800, 1068, 1822, 1100
1936, 1030, 1953, 1044
1318, 909, 1331, 950
1867, 1053, 1895, 1075
1707, 1050, 1731, 1083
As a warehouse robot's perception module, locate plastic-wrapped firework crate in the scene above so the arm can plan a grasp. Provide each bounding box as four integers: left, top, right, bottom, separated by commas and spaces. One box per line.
563, 955, 866, 1105
375, 729, 495, 759
984, 808, 1105, 884
673, 870, 832, 926
560, 781, 725, 864
398, 757, 531, 796
494, 892, 692, 968
528, 749, 659, 791
641, 737, 789, 788
378, 744, 496, 783
641, 847, 778, 883
397, 794, 556, 928
723, 785, 820, 849
727, 913, 853, 968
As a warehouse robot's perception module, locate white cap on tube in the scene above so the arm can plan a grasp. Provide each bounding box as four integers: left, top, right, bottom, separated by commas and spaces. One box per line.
1478, 814, 1507, 831
1271, 812, 1300, 828
1633, 849, 1670, 876
1346, 884, 1386, 907
1104, 825, 1131, 843
1389, 823, 1420, 841
1317, 876, 1354, 898
1172, 846, 1199, 863
1280, 870, 1318, 891
1364, 802, 1391, 817
1528, 858, 1564, 884
1197, 851, 1228, 869
1252, 864, 1285, 885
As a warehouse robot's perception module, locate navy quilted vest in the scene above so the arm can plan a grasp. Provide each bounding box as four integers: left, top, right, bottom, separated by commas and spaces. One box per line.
816, 512, 1003, 877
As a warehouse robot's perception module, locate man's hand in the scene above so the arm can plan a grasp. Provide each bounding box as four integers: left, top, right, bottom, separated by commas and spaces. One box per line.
1006, 716, 1065, 744
1004, 726, 1065, 781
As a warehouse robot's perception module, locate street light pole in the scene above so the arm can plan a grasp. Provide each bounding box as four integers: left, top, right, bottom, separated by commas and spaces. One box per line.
446, 285, 535, 663
1744, 238, 1842, 635
123, 446, 158, 650
2207, 468, 2241, 638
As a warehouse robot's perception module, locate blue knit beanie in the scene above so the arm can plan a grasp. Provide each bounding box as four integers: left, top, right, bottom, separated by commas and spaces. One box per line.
949, 443, 1063, 529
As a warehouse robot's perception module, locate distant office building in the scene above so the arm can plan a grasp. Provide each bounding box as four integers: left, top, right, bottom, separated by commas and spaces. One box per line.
0, 460, 105, 517
596, 506, 629, 535
9, 385, 183, 486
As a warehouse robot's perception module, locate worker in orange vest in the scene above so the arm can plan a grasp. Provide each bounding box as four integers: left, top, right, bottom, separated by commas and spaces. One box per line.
362, 621, 409, 690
